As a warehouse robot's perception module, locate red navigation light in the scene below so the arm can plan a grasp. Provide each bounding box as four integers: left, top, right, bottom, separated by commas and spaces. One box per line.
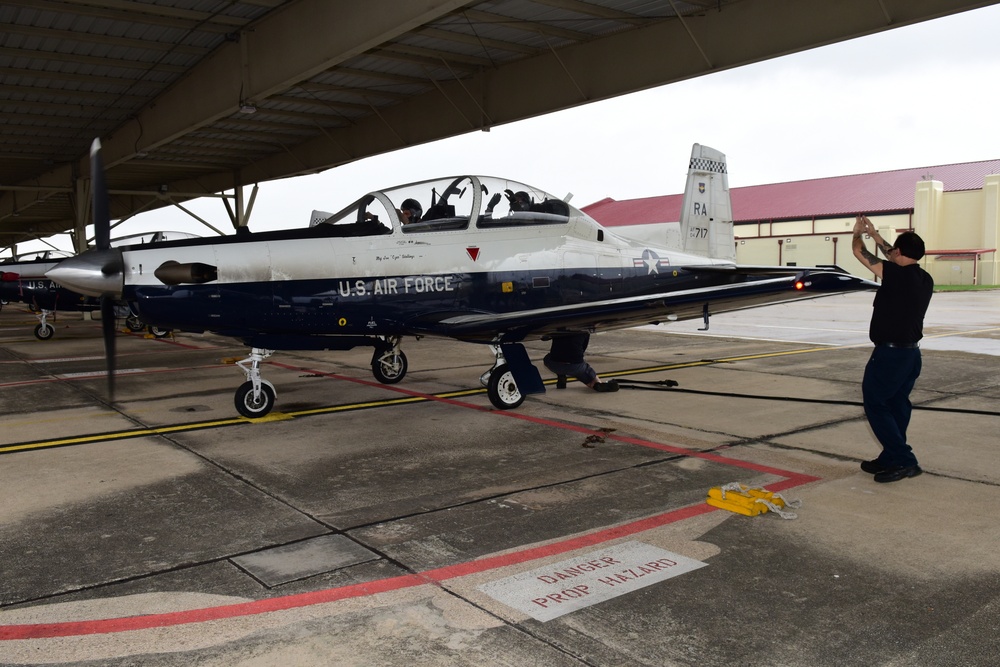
794, 280, 805, 290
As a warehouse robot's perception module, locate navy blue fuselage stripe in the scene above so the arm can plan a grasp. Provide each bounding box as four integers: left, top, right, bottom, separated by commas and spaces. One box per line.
126, 266, 826, 350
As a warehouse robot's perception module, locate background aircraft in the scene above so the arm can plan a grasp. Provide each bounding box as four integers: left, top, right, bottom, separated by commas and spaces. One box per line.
1, 233, 197, 339
1, 251, 99, 339
50, 142, 877, 417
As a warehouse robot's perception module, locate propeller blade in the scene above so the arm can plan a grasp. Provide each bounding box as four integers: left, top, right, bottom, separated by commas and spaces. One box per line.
91, 139, 116, 402
91, 139, 110, 251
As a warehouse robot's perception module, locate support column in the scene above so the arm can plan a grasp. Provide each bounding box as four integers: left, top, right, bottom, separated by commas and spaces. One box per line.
73, 178, 90, 254
982, 175, 999, 285
913, 179, 943, 283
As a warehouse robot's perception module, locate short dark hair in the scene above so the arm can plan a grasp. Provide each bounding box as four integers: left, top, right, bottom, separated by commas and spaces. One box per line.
893, 231, 925, 260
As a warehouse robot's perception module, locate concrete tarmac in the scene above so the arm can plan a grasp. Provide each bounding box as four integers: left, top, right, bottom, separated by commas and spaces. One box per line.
0, 291, 998, 666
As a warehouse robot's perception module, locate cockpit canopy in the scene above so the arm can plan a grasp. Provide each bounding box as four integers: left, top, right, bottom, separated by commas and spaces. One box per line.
311, 176, 582, 234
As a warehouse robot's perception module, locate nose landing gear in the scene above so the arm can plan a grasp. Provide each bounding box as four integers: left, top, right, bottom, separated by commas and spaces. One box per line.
234, 347, 277, 418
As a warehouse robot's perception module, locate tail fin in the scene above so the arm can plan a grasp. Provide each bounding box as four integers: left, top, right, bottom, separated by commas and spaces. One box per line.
680, 144, 734, 261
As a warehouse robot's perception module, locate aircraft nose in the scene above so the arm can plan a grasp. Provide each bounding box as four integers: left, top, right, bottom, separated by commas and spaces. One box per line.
46, 249, 124, 298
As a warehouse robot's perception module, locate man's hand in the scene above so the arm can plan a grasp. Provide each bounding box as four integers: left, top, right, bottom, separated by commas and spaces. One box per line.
853, 214, 883, 277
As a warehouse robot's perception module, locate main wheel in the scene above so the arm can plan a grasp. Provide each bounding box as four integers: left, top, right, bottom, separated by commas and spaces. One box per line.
487, 363, 524, 410
148, 325, 171, 338
371, 349, 407, 384
234, 381, 275, 418
33, 323, 55, 340
125, 314, 145, 332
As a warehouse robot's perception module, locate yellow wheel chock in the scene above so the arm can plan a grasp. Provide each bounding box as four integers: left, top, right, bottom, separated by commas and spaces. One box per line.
706, 482, 801, 519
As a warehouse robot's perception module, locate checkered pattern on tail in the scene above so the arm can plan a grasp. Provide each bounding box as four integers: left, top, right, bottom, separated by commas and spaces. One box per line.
688, 157, 727, 173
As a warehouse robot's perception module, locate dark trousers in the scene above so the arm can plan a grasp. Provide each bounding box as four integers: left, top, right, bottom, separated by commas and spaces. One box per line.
542, 354, 597, 386
862, 345, 922, 467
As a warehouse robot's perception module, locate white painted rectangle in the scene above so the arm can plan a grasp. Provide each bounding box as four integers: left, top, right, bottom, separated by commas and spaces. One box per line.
478, 541, 706, 622
56, 369, 144, 379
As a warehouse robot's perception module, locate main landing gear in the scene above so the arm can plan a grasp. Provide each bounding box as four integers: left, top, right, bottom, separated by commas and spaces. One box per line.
480, 345, 525, 410
231, 336, 411, 418
371, 335, 407, 384
229, 338, 539, 418
124, 307, 172, 338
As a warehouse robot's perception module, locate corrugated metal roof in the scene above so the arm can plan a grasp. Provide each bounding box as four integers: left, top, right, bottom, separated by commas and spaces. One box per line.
1, 0, 707, 242
3, 0, 995, 247
584, 159, 1000, 226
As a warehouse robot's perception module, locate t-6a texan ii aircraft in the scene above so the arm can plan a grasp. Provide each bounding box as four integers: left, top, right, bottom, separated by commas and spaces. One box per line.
49, 142, 877, 417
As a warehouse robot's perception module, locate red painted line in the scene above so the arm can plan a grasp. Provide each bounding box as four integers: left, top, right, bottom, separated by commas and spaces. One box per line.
0, 501, 731, 640
0, 365, 821, 640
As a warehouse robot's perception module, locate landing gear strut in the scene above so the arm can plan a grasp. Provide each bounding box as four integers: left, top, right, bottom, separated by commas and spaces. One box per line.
33, 309, 55, 340
483, 345, 525, 410
371, 336, 408, 384
234, 347, 277, 418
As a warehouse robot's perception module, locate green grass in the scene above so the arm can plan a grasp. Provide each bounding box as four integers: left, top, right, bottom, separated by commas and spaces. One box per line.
934, 284, 999, 292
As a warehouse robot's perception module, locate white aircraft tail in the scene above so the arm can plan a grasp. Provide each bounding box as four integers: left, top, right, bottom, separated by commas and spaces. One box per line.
680, 144, 734, 261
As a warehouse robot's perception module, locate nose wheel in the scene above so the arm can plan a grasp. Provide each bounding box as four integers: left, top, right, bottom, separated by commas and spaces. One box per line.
235, 381, 276, 418
33, 309, 55, 340
234, 348, 277, 418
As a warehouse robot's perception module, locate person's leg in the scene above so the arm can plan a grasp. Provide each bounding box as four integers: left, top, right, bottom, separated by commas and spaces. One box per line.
862, 347, 919, 467
543, 355, 596, 386
887, 351, 920, 442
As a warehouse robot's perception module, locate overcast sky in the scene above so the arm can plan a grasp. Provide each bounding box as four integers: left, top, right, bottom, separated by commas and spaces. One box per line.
23, 4, 1000, 250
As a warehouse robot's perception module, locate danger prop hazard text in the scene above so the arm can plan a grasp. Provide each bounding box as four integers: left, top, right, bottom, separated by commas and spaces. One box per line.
531, 556, 681, 609
478, 541, 706, 622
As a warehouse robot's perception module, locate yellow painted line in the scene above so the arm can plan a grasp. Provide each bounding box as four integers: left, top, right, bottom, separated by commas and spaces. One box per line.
0, 336, 950, 456
924, 326, 1000, 338
0, 419, 250, 454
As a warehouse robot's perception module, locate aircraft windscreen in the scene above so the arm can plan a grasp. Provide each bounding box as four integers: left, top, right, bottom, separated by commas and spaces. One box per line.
2, 250, 73, 263
311, 193, 395, 236
312, 176, 575, 236
388, 177, 476, 233
475, 177, 572, 227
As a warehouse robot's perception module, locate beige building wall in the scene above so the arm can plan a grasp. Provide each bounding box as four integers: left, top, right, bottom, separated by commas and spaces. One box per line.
731, 178, 999, 285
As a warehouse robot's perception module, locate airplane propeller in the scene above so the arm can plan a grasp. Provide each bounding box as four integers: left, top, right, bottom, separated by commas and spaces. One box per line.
89, 139, 123, 402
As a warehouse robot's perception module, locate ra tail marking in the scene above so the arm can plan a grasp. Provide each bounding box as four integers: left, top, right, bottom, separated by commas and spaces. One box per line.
679, 144, 734, 261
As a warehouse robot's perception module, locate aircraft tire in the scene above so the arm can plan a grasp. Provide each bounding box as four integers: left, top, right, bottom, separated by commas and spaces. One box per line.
234, 381, 275, 418
125, 315, 145, 332
148, 325, 171, 338
34, 323, 55, 341
487, 364, 524, 410
371, 349, 407, 384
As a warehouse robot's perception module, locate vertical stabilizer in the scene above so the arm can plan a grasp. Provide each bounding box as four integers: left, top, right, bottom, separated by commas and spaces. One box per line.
680, 144, 734, 261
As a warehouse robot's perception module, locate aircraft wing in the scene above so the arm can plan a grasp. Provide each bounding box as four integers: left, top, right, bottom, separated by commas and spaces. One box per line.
406, 268, 876, 343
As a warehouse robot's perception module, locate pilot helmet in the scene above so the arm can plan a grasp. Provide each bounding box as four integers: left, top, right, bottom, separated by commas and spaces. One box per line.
401, 198, 422, 222
512, 191, 531, 211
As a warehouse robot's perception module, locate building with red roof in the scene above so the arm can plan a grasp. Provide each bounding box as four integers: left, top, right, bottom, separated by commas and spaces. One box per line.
583, 159, 1000, 286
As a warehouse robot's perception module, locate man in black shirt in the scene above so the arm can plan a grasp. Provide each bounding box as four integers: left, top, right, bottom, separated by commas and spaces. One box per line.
852, 215, 934, 483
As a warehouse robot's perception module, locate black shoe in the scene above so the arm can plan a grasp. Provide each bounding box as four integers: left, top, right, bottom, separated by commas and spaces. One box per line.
860, 459, 888, 474
874, 465, 922, 483
556, 375, 567, 389
593, 380, 619, 393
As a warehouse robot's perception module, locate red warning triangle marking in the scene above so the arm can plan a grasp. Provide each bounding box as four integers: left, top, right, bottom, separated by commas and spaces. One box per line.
466, 247, 480, 261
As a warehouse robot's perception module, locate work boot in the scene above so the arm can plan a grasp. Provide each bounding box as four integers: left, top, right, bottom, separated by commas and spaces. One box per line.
556, 375, 567, 389
593, 380, 619, 393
